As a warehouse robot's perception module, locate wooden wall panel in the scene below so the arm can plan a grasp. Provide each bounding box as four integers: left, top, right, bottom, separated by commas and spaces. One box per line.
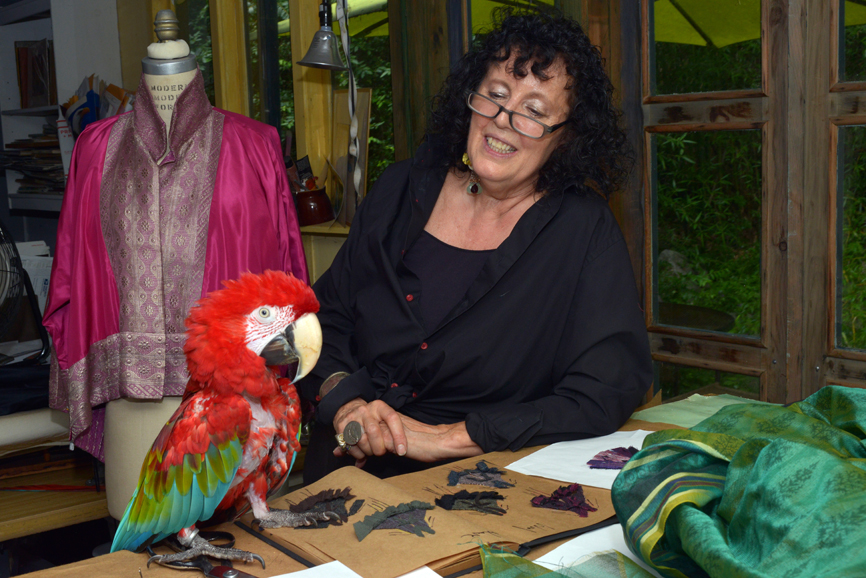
387, 0, 409, 162
643, 97, 766, 128
116, 0, 152, 92
650, 334, 764, 376
799, 0, 832, 400
290, 0, 332, 179
615, 0, 645, 296
388, 0, 451, 161
763, 0, 790, 403
209, 0, 249, 115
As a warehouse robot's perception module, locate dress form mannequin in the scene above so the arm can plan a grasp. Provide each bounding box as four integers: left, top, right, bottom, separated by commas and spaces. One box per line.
104, 10, 196, 520
44, 10, 307, 507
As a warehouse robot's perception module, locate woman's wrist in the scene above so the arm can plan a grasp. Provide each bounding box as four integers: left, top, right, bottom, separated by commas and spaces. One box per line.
333, 397, 365, 431
437, 422, 483, 459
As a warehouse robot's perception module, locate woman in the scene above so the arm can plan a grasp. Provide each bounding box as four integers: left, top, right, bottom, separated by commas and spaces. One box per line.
298, 9, 652, 483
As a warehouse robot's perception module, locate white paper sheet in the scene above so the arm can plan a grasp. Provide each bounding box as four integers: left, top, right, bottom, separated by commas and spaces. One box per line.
506, 430, 652, 489
534, 524, 663, 578
275, 560, 363, 577
275, 562, 440, 578
396, 567, 442, 578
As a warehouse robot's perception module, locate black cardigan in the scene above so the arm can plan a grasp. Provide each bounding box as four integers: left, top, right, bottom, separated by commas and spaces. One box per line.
297, 141, 652, 452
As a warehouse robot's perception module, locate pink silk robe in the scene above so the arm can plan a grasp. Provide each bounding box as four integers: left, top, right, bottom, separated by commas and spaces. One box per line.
44, 71, 308, 460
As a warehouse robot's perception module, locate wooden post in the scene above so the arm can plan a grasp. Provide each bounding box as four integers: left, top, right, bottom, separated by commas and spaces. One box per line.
115, 0, 152, 92
763, 0, 790, 403
209, 0, 249, 115
796, 0, 832, 400
290, 0, 332, 186
388, 0, 451, 160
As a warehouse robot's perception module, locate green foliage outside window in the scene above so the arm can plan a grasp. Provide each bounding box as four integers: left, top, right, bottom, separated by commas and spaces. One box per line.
332, 34, 395, 186
654, 38, 761, 95
840, 126, 866, 349
183, 0, 216, 105
655, 130, 762, 339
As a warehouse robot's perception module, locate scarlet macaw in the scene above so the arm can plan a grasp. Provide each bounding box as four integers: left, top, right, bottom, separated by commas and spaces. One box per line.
110, 270, 334, 566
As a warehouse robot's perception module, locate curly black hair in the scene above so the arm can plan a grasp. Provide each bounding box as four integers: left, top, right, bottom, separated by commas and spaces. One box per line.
427, 8, 632, 199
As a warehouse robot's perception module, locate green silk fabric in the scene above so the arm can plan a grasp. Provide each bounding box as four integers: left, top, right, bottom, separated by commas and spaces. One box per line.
480, 545, 655, 578
612, 386, 866, 578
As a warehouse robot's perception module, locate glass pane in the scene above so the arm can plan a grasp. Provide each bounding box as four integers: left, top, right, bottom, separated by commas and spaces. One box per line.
841, 1, 866, 82
656, 361, 759, 401
652, 0, 761, 94
334, 12, 393, 185
653, 130, 762, 337
177, 0, 216, 105
837, 126, 866, 349
245, 1, 294, 136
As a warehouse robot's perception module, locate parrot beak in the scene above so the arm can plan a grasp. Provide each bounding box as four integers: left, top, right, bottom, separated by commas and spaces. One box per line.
259, 313, 322, 382
289, 313, 322, 383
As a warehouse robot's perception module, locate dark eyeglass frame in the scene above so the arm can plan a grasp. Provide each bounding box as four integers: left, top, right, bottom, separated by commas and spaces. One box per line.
466, 91, 570, 139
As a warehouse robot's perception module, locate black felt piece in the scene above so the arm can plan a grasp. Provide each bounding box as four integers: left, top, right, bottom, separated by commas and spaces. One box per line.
289, 487, 364, 529
446, 461, 515, 488
435, 490, 506, 515
354, 501, 435, 541
375, 508, 434, 537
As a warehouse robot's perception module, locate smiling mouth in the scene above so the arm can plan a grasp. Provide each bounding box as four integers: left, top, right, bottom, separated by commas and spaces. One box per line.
486, 136, 516, 154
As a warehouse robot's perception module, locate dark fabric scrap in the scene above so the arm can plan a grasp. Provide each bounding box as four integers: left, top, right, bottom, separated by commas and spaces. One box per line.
289, 487, 365, 529
353, 500, 435, 541
435, 490, 506, 515
531, 483, 598, 517
587, 446, 639, 470
447, 461, 515, 489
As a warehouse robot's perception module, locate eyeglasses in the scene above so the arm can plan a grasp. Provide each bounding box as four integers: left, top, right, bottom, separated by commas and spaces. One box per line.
466, 91, 569, 139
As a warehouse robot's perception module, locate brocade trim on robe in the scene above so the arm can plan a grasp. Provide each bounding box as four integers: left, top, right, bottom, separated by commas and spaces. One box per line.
98, 73, 222, 398
49, 332, 187, 456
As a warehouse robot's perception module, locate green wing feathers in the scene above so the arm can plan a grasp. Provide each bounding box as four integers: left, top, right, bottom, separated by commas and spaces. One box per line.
110, 394, 250, 552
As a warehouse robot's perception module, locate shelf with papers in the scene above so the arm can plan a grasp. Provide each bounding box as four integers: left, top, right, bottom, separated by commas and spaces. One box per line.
1, 105, 58, 117
6, 190, 63, 213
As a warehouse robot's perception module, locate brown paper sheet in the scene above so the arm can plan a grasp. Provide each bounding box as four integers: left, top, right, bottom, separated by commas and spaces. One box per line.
240, 466, 512, 578
387, 453, 616, 548
17, 521, 308, 578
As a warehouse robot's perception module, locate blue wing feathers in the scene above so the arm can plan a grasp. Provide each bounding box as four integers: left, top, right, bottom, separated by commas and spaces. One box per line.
109, 395, 247, 554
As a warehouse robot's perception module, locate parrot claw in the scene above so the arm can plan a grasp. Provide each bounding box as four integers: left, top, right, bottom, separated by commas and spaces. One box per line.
147, 534, 266, 569
253, 508, 343, 530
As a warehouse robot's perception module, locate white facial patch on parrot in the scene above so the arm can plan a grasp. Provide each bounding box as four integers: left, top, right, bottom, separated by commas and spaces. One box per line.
244, 304, 296, 356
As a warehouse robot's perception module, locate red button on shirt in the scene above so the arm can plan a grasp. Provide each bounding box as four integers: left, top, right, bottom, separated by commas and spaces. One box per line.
420, 342, 428, 350
412, 392, 418, 398
406, 294, 414, 302
390, 382, 399, 388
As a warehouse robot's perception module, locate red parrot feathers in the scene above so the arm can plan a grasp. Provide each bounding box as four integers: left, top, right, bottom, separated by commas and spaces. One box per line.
111, 270, 322, 555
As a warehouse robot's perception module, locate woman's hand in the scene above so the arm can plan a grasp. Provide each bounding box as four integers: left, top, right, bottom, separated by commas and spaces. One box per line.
332, 398, 408, 466
398, 416, 483, 462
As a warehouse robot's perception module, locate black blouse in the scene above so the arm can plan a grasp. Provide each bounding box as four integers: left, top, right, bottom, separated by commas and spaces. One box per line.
297, 141, 652, 453
403, 230, 493, 333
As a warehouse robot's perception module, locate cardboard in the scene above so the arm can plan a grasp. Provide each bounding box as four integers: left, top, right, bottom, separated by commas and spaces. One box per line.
332, 88, 371, 227
241, 466, 511, 578
387, 452, 617, 548
241, 451, 617, 578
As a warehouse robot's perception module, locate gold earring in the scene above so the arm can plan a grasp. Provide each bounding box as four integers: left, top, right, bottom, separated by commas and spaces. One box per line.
462, 153, 481, 195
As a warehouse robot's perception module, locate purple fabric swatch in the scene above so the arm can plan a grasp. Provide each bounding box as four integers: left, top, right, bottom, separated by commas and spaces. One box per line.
530, 483, 598, 517
587, 446, 639, 470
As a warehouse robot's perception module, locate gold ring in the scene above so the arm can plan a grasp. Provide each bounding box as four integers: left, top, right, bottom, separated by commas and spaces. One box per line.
335, 433, 350, 452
